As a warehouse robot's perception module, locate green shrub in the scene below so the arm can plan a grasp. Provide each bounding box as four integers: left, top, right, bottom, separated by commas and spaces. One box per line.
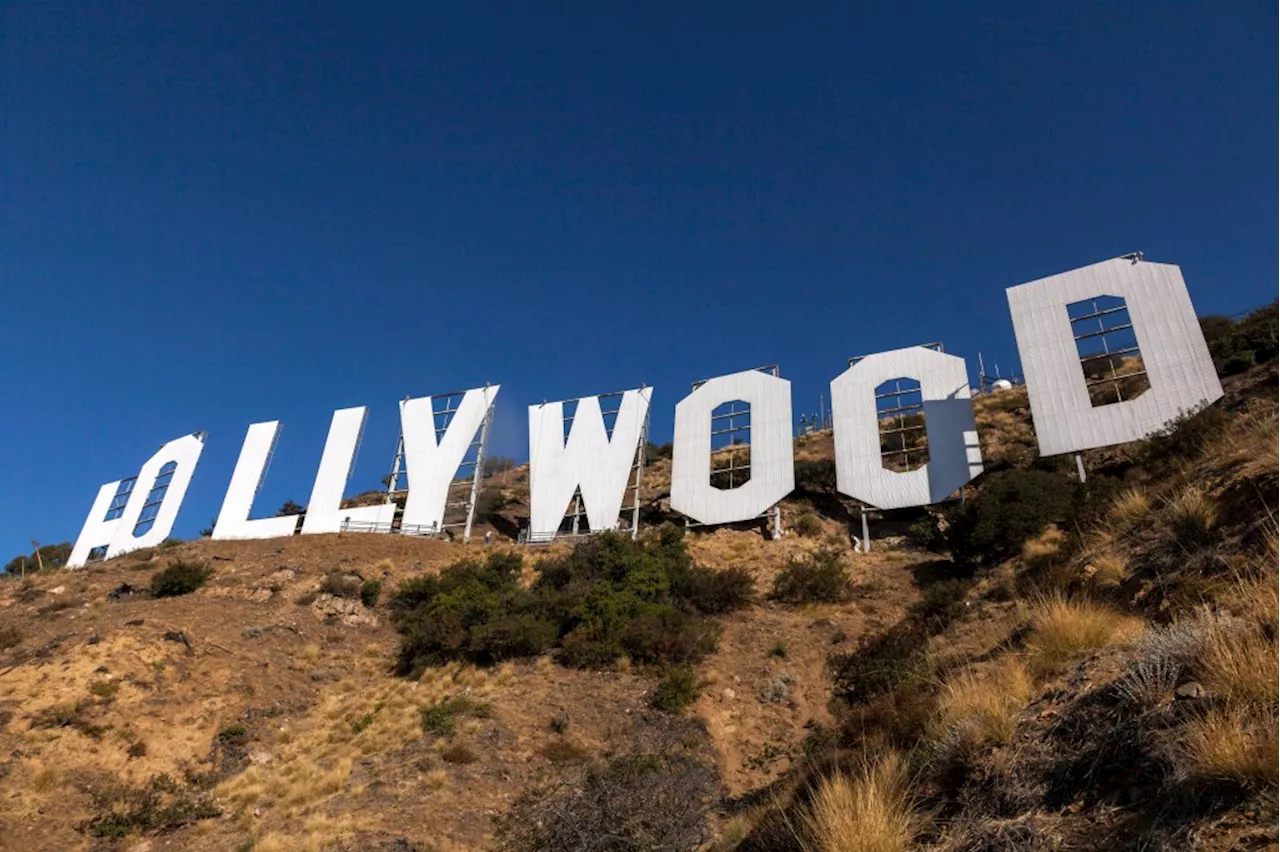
794, 459, 837, 492
905, 515, 947, 552
945, 470, 1076, 566
792, 514, 822, 538
149, 561, 212, 597
770, 548, 853, 604
419, 696, 490, 737
87, 774, 220, 838
1135, 405, 1233, 476
359, 579, 383, 607
319, 572, 362, 598
390, 528, 746, 676
831, 626, 932, 705
4, 541, 72, 575
1201, 303, 1278, 375
650, 667, 701, 712
914, 579, 970, 630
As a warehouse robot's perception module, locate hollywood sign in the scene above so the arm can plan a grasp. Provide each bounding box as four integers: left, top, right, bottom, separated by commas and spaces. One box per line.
67, 256, 1223, 567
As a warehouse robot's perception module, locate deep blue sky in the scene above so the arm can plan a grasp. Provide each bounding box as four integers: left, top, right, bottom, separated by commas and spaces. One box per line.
1, 1, 1274, 555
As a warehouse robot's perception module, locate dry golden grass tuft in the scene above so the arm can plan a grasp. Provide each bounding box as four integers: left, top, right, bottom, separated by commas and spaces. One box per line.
1021, 525, 1066, 570
803, 752, 919, 852
1179, 706, 1279, 789
1025, 594, 1143, 674
1084, 553, 1128, 591
1233, 411, 1280, 481
937, 656, 1033, 747
1193, 615, 1279, 709
1109, 487, 1152, 529
1167, 487, 1218, 549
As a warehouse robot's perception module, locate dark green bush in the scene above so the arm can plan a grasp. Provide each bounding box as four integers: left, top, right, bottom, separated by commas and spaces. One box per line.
791, 514, 822, 538
4, 541, 72, 575
87, 774, 220, 838
359, 579, 383, 607
390, 527, 747, 676
320, 572, 362, 598
914, 579, 970, 629
149, 561, 212, 598
831, 624, 932, 705
905, 515, 947, 552
794, 459, 837, 492
1201, 303, 1278, 375
650, 667, 701, 712
769, 548, 853, 604
419, 696, 491, 736
944, 470, 1076, 566
1135, 405, 1233, 477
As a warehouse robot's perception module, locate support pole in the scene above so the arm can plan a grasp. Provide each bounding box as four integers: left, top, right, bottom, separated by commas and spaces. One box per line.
1074, 453, 1087, 484
462, 390, 495, 544
860, 507, 871, 553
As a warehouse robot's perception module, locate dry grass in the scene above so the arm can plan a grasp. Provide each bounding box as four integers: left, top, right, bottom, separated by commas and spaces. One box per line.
1084, 553, 1128, 591
937, 656, 1033, 747
1025, 594, 1143, 673
803, 753, 918, 852
1178, 706, 1279, 789
1193, 616, 1279, 708
1110, 487, 1153, 529
1021, 525, 1066, 569
1167, 487, 1218, 550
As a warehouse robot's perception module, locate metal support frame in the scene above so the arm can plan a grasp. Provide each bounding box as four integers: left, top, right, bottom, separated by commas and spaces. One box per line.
382, 386, 497, 542
1068, 296, 1149, 406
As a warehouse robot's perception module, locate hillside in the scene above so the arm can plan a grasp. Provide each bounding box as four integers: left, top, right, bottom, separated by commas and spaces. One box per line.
0, 311, 1275, 852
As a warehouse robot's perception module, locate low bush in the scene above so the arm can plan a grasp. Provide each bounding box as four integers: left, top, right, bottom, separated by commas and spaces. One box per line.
1201, 302, 1278, 376
1135, 405, 1233, 477
359, 579, 383, 607
319, 572, 363, 598
770, 548, 853, 604
496, 751, 719, 852
86, 774, 220, 838
1167, 487, 1219, 550
3, 541, 72, 576
441, 742, 479, 764
0, 625, 20, 650
945, 470, 1076, 566
792, 514, 822, 538
831, 626, 932, 706
913, 579, 970, 630
149, 561, 212, 598
419, 696, 492, 737
390, 527, 747, 675
794, 459, 838, 492
650, 667, 701, 712
905, 515, 946, 552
